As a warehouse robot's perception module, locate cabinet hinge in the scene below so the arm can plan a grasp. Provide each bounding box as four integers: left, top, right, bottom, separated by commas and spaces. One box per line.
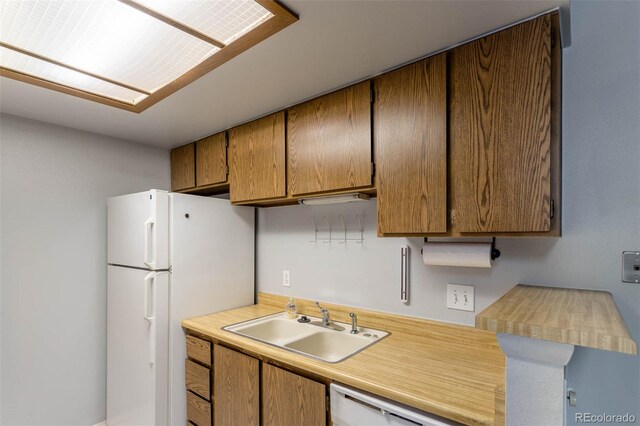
450, 209, 456, 226
550, 199, 555, 220
226, 165, 229, 175
326, 396, 330, 411
370, 86, 375, 104
371, 162, 376, 177
225, 132, 229, 147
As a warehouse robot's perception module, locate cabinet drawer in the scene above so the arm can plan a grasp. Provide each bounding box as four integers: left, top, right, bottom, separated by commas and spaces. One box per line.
187, 390, 212, 426
186, 335, 211, 367
185, 359, 210, 400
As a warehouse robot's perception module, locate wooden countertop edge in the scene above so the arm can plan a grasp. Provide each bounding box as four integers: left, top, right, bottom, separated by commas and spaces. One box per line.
475, 316, 638, 355
182, 305, 503, 426
475, 284, 638, 355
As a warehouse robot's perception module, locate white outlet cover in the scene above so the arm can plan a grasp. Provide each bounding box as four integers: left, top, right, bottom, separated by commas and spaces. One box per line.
282, 270, 291, 287
447, 283, 475, 312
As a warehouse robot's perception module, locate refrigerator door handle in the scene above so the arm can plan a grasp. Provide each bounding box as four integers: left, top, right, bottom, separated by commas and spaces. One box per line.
144, 272, 156, 366
143, 218, 155, 269
144, 272, 156, 322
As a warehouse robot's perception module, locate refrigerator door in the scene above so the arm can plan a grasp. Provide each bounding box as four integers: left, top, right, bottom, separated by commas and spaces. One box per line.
108, 189, 169, 270
168, 194, 255, 426
107, 266, 169, 426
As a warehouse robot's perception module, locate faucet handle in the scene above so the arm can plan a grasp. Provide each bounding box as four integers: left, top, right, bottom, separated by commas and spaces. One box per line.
315, 301, 327, 312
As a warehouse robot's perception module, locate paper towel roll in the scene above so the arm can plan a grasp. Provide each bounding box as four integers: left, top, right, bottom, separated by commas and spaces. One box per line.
422, 242, 493, 268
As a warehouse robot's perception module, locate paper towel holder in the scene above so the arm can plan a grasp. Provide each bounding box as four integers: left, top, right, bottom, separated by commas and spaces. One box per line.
422, 237, 501, 260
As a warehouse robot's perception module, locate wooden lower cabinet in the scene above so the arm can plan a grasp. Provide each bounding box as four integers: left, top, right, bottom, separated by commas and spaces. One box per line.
185, 335, 214, 426
208, 343, 327, 426
262, 363, 326, 426
183, 335, 332, 426
213, 344, 260, 426
187, 390, 212, 426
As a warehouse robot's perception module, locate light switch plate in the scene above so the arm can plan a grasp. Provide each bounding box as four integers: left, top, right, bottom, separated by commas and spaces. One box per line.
622, 251, 640, 283
282, 270, 291, 287
447, 284, 475, 311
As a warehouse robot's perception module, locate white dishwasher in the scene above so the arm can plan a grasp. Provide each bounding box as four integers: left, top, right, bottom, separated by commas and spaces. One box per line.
330, 383, 460, 426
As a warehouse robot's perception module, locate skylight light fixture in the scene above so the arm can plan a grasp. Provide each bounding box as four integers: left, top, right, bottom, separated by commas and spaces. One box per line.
0, 0, 297, 112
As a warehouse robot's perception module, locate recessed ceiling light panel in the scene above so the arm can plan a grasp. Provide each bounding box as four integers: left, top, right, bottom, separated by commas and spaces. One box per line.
134, 0, 274, 45
0, 45, 145, 103
0, 0, 297, 111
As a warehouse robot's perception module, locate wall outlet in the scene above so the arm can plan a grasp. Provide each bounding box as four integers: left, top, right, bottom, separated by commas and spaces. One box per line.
282, 270, 291, 287
447, 284, 475, 312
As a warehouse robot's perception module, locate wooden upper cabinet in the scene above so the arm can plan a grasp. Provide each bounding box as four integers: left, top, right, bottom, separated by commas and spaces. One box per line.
229, 112, 286, 203
170, 143, 195, 191
374, 54, 447, 235
449, 14, 554, 233
262, 364, 326, 426
195, 132, 227, 187
287, 81, 373, 196
213, 344, 259, 426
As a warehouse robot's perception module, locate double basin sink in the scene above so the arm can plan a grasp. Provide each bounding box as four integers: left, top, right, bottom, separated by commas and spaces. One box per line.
224, 312, 389, 363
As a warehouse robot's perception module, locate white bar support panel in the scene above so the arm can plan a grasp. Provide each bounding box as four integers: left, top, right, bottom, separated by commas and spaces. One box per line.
497, 334, 575, 426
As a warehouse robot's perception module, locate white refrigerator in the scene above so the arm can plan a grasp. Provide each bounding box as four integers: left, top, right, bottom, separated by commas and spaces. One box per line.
107, 189, 254, 425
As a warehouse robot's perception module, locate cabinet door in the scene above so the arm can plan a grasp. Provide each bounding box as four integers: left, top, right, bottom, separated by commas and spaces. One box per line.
449, 14, 552, 232
288, 81, 372, 196
374, 54, 447, 235
262, 364, 326, 426
196, 132, 227, 187
229, 112, 286, 203
171, 143, 195, 191
213, 345, 259, 426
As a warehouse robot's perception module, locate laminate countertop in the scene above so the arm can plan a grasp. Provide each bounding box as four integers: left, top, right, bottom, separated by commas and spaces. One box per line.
182, 293, 506, 426
476, 284, 637, 355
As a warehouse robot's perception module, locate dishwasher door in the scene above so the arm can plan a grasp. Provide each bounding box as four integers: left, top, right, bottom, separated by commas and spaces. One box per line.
330, 383, 459, 426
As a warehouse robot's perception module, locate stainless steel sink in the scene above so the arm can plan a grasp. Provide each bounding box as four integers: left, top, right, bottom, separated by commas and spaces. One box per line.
223, 312, 389, 363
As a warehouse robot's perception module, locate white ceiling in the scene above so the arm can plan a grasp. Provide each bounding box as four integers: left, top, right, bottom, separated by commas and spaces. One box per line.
0, 0, 568, 149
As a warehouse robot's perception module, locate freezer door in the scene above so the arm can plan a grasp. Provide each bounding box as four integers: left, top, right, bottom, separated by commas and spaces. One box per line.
108, 189, 169, 270
169, 193, 255, 426
107, 266, 169, 426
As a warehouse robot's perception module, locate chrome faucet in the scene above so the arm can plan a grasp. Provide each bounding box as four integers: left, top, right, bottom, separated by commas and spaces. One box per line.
315, 301, 331, 326
312, 302, 345, 331
349, 312, 359, 334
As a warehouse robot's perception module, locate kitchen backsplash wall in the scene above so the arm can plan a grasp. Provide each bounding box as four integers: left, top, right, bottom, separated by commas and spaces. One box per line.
257, 1, 640, 424
0, 114, 170, 426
